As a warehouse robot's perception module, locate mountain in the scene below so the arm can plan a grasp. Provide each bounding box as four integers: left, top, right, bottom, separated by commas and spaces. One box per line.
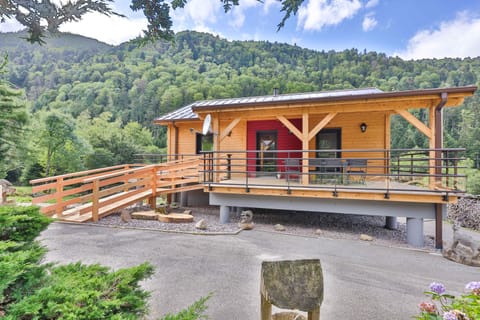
0, 30, 479, 156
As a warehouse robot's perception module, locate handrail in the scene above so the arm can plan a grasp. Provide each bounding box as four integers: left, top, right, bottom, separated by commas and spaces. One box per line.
200, 148, 466, 196
30, 164, 145, 184
31, 158, 202, 221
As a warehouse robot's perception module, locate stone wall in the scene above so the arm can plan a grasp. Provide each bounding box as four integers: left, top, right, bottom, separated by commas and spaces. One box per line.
448, 195, 480, 231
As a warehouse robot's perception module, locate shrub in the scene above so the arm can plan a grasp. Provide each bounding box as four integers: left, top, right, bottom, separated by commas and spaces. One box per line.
160, 294, 211, 320
0, 206, 51, 242
0, 241, 49, 311
5, 262, 154, 320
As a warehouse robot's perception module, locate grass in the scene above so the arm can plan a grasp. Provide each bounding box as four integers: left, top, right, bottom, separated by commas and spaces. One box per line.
9, 186, 33, 203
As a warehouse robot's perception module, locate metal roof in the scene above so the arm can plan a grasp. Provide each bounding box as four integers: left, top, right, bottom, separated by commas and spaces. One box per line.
155, 103, 199, 122
155, 87, 383, 122
154, 86, 477, 123
192, 87, 383, 108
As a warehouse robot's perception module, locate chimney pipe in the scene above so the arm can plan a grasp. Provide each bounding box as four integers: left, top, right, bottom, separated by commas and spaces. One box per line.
273, 88, 279, 96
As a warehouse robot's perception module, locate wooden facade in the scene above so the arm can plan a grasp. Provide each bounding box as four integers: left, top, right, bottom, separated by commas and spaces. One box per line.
156, 86, 475, 186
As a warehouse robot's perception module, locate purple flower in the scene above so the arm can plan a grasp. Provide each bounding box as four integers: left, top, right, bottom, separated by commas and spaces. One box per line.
443, 311, 457, 320
429, 282, 446, 295
465, 281, 480, 292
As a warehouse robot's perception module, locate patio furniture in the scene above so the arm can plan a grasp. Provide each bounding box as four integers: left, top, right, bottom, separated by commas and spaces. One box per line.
310, 158, 345, 184
261, 259, 324, 320
346, 159, 367, 184
285, 158, 301, 182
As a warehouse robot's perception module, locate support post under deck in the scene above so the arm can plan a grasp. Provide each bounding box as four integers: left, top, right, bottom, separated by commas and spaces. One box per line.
435, 203, 443, 249
220, 205, 231, 223
406, 217, 424, 247
385, 216, 397, 230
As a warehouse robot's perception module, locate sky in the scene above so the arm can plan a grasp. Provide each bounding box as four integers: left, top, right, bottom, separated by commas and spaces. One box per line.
2, 0, 480, 60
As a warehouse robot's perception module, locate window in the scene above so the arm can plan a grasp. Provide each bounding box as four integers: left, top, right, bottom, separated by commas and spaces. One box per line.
196, 133, 213, 154
316, 128, 341, 158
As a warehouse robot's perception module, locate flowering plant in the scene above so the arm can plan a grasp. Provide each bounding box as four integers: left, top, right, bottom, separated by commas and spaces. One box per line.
414, 281, 480, 320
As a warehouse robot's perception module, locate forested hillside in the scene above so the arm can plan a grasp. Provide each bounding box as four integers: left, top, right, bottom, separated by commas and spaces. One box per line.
0, 30, 479, 185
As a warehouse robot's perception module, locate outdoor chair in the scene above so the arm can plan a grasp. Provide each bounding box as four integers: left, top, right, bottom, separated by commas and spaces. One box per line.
346, 159, 367, 184
311, 158, 344, 184
261, 259, 324, 320
285, 158, 301, 182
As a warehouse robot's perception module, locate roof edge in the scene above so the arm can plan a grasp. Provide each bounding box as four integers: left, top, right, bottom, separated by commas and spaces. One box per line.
191, 85, 477, 112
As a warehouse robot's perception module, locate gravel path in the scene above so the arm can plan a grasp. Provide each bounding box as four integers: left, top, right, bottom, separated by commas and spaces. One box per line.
92, 205, 435, 250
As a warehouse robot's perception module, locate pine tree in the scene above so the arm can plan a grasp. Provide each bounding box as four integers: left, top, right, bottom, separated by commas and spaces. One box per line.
0, 57, 28, 177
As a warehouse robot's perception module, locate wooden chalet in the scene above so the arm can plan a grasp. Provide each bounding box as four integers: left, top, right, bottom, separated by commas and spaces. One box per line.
155, 86, 477, 248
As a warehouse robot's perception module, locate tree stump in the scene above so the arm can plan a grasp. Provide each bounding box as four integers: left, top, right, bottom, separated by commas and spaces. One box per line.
260, 259, 323, 320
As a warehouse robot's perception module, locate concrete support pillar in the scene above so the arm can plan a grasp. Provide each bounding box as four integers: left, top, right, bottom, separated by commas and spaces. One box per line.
406, 217, 424, 247
235, 207, 245, 218
385, 216, 397, 230
180, 190, 188, 207
220, 205, 231, 224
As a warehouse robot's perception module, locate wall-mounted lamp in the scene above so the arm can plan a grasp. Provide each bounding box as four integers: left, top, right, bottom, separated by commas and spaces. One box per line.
360, 123, 367, 133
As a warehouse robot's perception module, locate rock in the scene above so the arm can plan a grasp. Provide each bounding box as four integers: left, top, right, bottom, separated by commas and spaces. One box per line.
360, 234, 374, 241
195, 219, 207, 230
120, 209, 131, 223
238, 222, 254, 230
315, 229, 323, 235
274, 224, 286, 231
0, 179, 15, 205
238, 210, 254, 230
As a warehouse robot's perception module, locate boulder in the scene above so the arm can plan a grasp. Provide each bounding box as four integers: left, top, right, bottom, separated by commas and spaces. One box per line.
315, 229, 323, 236
274, 224, 286, 232
120, 209, 132, 223
195, 219, 207, 230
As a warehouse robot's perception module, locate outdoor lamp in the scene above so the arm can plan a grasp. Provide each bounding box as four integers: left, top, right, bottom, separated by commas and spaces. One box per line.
360, 123, 367, 133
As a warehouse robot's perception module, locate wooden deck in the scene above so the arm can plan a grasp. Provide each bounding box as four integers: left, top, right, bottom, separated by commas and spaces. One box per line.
204, 176, 458, 204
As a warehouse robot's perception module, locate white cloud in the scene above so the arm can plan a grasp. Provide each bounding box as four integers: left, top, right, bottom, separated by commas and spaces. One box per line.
365, 0, 379, 9
396, 12, 480, 59
362, 13, 377, 31
171, 0, 220, 32
263, 0, 281, 14
0, 19, 23, 33
59, 12, 147, 45
297, 0, 362, 31
227, 0, 260, 28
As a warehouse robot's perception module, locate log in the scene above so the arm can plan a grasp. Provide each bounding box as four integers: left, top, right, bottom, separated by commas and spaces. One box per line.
158, 213, 194, 223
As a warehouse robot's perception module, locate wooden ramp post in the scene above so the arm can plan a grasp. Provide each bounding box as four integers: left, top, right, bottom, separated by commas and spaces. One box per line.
261, 259, 323, 320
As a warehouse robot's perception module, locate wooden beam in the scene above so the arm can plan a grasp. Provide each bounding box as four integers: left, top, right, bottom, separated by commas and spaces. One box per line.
276, 115, 302, 140
395, 109, 432, 139
212, 113, 221, 182
429, 106, 436, 189
302, 113, 309, 185
220, 117, 241, 142
308, 112, 337, 141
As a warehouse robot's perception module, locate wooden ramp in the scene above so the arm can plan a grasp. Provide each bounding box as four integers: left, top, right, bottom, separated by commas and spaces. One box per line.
31, 158, 203, 223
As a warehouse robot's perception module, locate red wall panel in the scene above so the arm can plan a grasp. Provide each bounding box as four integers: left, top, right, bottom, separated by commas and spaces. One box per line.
246, 119, 302, 174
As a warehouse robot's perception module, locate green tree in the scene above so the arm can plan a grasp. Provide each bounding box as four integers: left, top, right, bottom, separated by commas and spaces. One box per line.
36, 112, 82, 176
0, 57, 28, 178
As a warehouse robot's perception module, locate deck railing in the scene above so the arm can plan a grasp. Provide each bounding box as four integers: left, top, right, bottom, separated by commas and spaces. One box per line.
30, 157, 202, 221
199, 148, 466, 197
